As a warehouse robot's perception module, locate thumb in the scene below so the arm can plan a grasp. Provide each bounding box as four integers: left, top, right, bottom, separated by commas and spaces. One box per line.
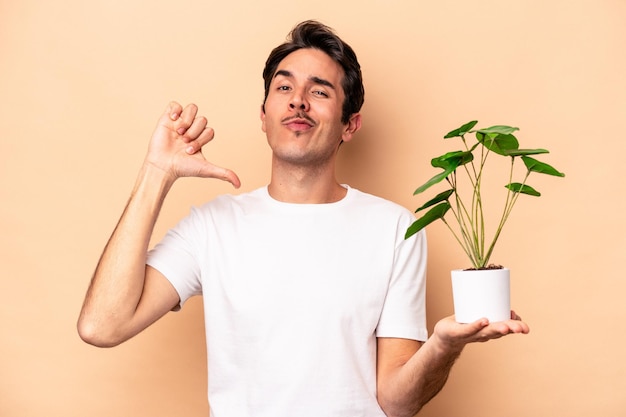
466, 318, 490, 333
194, 162, 241, 189
220, 167, 241, 189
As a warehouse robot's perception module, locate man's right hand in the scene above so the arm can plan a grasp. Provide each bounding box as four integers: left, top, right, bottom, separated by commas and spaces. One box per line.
145, 101, 241, 188
77, 102, 240, 347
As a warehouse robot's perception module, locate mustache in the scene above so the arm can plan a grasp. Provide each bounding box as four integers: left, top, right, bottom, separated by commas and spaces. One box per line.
282, 112, 316, 126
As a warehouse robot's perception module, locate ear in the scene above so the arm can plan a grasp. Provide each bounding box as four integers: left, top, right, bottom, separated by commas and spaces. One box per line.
341, 113, 362, 143
260, 104, 267, 133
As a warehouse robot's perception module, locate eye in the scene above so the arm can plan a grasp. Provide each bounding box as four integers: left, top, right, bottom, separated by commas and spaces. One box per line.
277, 85, 291, 91
312, 89, 329, 97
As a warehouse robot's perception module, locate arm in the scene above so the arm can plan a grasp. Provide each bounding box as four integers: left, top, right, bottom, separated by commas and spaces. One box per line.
377, 312, 529, 417
77, 102, 240, 347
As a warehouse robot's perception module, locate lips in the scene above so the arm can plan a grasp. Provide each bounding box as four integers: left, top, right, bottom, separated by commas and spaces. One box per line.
282, 113, 316, 132
285, 121, 313, 132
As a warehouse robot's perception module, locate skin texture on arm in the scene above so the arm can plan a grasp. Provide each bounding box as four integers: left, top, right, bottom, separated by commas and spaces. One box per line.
377, 312, 529, 417
77, 102, 240, 347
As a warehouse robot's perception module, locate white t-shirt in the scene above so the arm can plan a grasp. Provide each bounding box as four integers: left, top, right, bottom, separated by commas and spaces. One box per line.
147, 185, 428, 417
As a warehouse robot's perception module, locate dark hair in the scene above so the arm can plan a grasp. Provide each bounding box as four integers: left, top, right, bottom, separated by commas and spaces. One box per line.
262, 20, 365, 124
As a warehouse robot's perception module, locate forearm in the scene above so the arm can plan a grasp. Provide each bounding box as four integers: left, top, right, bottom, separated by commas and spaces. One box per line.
378, 336, 463, 417
77, 163, 174, 346
378, 313, 529, 416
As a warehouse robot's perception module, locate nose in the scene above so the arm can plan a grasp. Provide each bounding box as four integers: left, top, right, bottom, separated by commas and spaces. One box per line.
289, 90, 309, 111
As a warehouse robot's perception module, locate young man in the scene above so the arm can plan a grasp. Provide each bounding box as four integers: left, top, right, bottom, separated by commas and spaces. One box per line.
78, 21, 528, 417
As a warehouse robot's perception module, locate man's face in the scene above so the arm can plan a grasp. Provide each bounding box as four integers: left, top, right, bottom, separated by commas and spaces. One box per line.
261, 48, 360, 167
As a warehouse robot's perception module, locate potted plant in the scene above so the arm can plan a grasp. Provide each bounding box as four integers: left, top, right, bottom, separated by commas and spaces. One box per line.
405, 120, 564, 322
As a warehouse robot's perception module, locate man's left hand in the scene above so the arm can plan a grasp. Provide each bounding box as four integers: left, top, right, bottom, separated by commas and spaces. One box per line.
432, 311, 530, 352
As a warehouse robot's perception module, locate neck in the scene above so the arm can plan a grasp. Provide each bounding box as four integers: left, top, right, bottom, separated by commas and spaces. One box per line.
268, 158, 346, 204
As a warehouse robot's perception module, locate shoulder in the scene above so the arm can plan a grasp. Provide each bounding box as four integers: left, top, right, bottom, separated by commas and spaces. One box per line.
346, 186, 414, 218
343, 186, 421, 243
194, 187, 268, 214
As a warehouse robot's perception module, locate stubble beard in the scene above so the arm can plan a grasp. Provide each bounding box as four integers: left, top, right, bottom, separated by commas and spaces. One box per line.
270, 112, 342, 170
272, 133, 339, 173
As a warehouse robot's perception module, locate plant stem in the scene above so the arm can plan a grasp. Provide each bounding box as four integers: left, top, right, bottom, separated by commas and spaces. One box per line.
484, 158, 531, 264
447, 175, 475, 263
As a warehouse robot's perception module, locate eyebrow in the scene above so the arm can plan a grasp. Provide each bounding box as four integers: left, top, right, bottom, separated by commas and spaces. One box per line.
274, 69, 336, 90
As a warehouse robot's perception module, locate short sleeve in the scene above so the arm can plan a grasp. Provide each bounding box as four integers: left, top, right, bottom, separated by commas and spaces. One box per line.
146, 207, 204, 310
376, 220, 428, 342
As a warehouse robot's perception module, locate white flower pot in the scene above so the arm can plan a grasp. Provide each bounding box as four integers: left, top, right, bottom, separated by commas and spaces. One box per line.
451, 268, 511, 323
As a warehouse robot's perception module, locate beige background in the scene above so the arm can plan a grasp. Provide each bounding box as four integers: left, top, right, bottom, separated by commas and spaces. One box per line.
2, 0, 625, 416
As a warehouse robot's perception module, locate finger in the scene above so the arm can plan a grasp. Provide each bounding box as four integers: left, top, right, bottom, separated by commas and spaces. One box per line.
185, 126, 214, 155
491, 319, 529, 336
176, 103, 199, 135
166, 101, 183, 121
184, 116, 209, 140
509, 310, 530, 333
157, 101, 183, 128
508, 319, 530, 334
489, 321, 515, 336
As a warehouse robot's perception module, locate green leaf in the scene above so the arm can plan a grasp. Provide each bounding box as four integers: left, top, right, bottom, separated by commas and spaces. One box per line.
476, 125, 519, 135
506, 182, 541, 196
413, 168, 455, 195
431, 150, 474, 169
405, 202, 451, 239
505, 148, 549, 156
476, 132, 520, 155
415, 189, 454, 212
522, 156, 566, 177
415, 149, 475, 195
444, 121, 478, 138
